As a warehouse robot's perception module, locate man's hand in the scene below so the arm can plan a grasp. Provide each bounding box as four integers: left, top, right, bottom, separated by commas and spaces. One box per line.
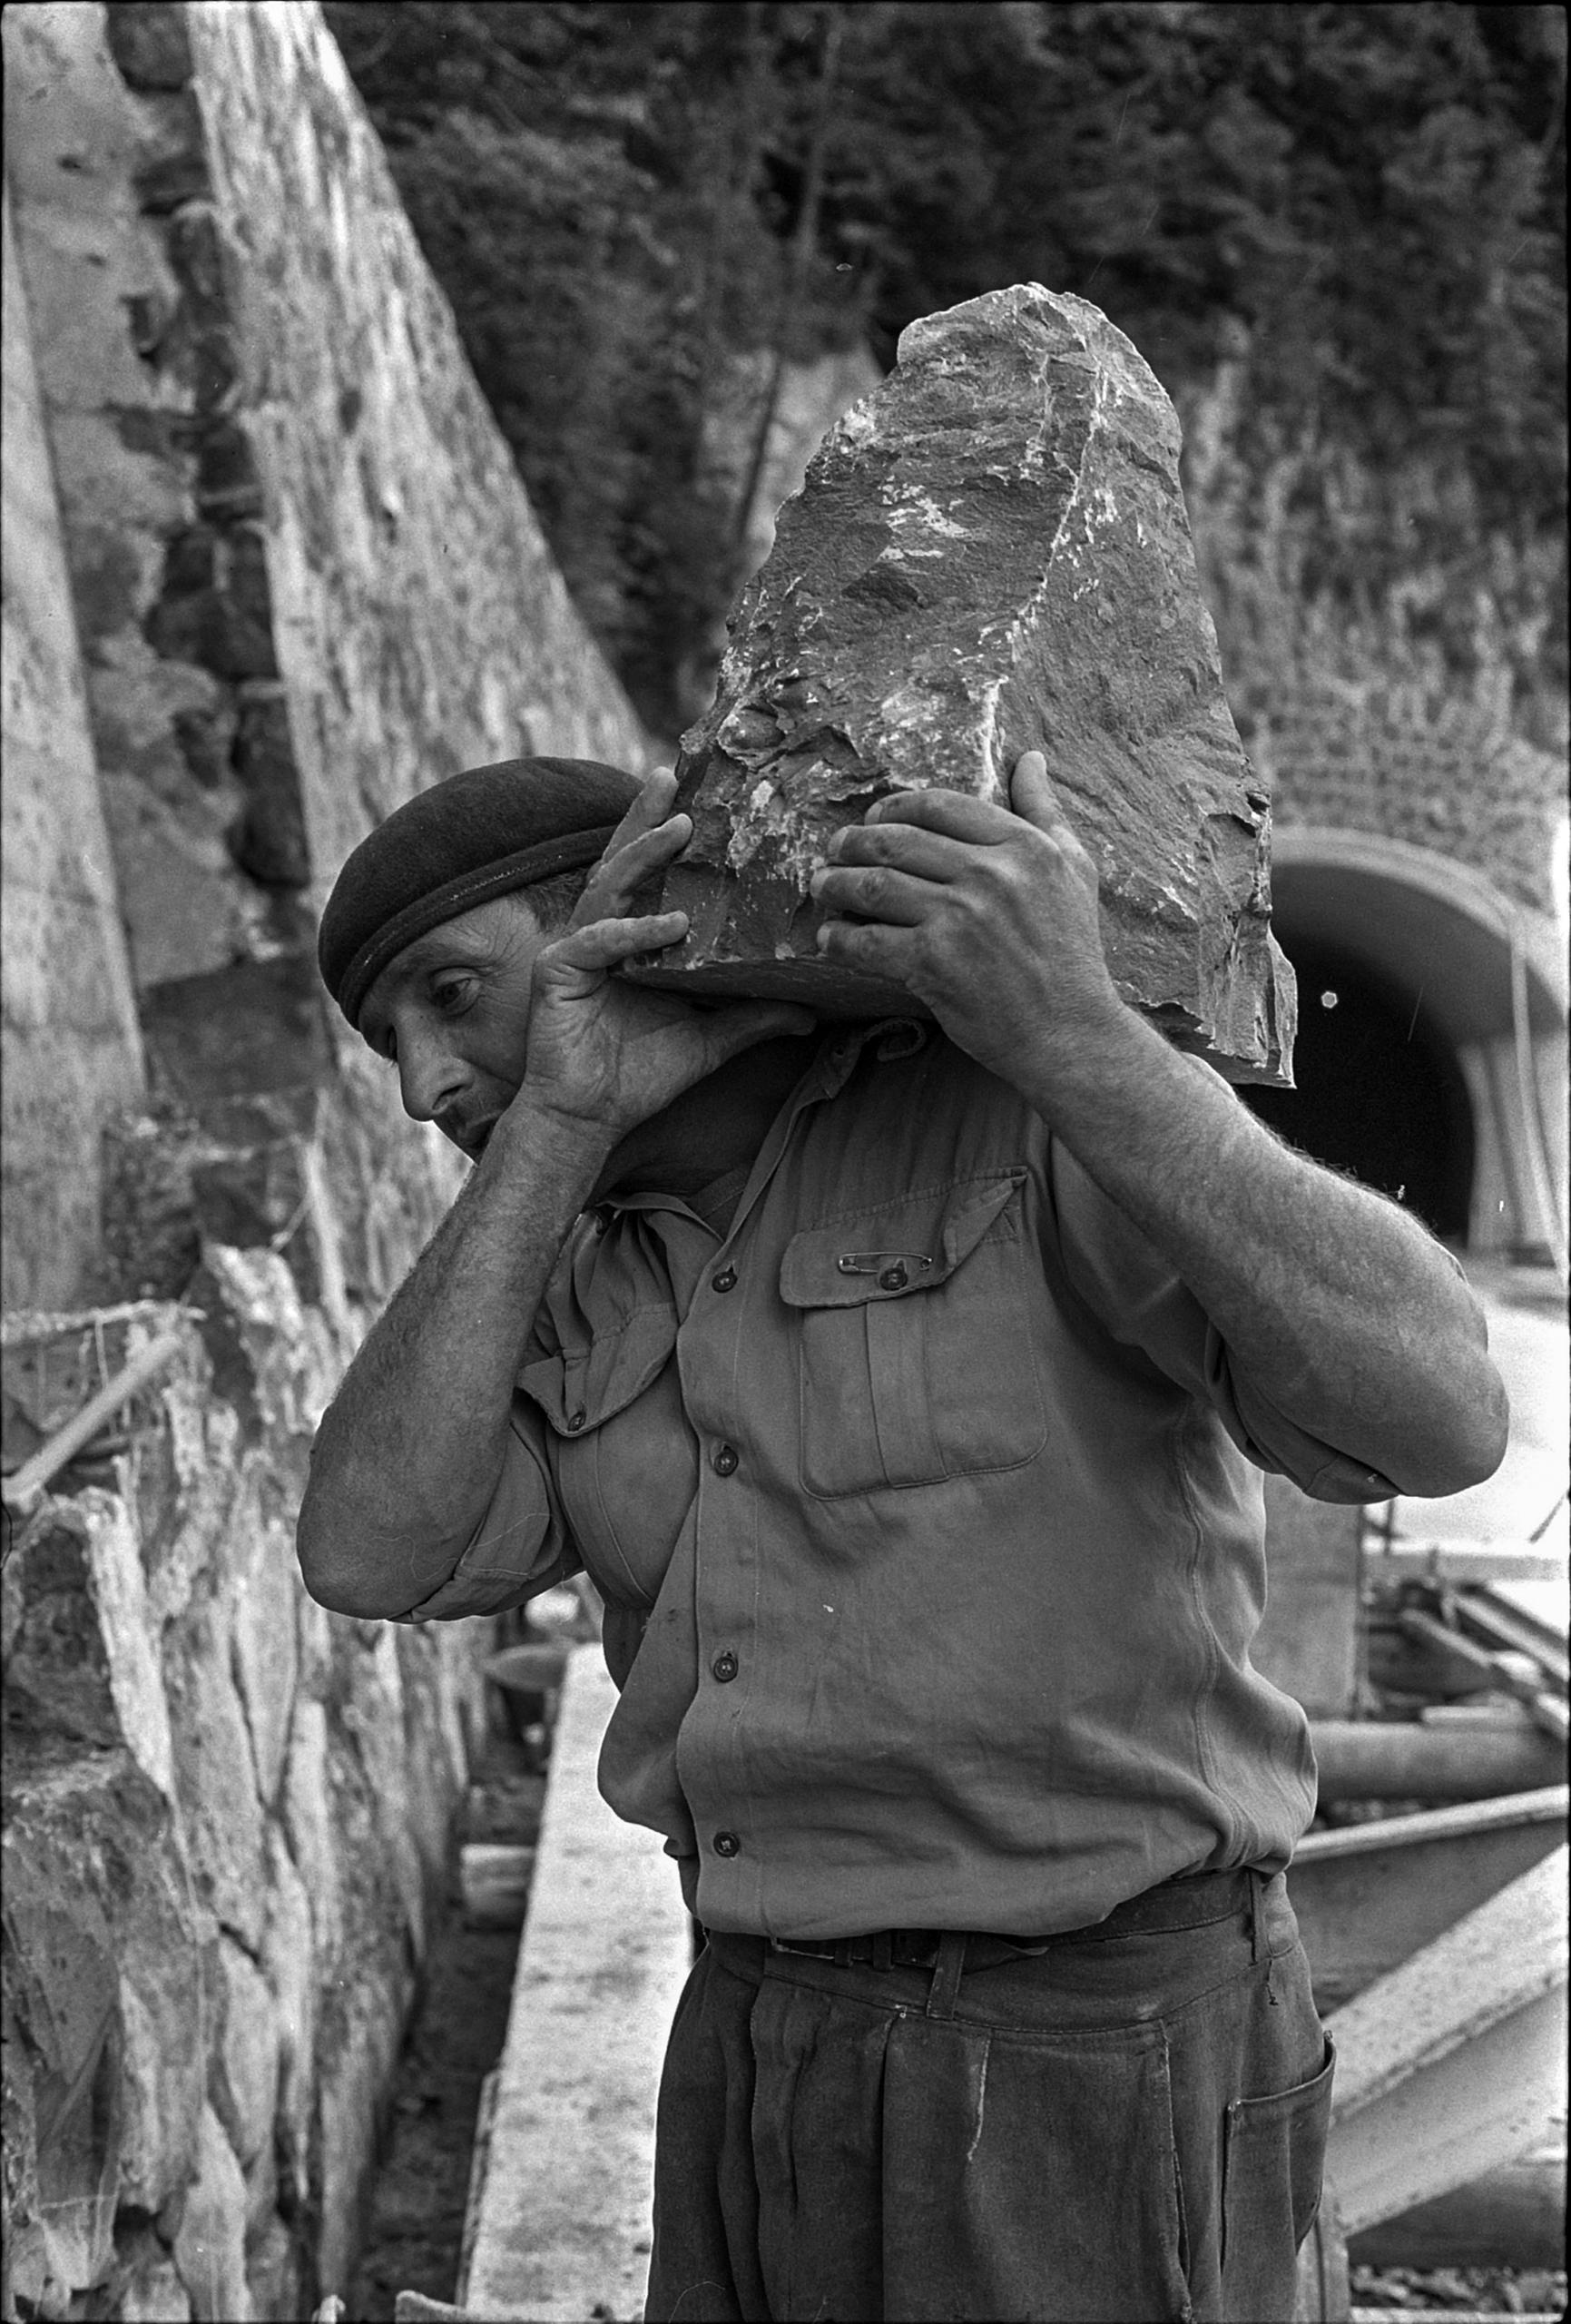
565, 766, 694, 935
810, 751, 1124, 1085
814, 747, 1507, 1500
511, 770, 814, 1147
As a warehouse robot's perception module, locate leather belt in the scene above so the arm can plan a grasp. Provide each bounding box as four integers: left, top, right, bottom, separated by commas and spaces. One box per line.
770, 1929, 1038, 1973
763, 1867, 1255, 1972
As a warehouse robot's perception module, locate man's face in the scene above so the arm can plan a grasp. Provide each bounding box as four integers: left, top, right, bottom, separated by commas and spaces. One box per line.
357, 893, 549, 1160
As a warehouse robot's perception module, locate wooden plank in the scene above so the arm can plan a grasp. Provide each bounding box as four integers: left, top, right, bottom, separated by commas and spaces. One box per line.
1348, 2144, 1566, 2269
1323, 1845, 1569, 2235
1456, 1590, 1570, 1688
1397, 1609, 1569, 1740
1290, 1788, 1567, 2010
1364, 1540, 1568, 1585
458, 1645, 692, 2324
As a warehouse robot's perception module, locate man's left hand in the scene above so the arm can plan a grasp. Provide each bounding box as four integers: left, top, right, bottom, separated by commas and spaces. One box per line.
810, 751, 1124, 1082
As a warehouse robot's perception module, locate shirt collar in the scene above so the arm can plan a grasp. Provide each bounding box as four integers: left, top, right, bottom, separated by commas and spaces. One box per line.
602, 1017, 930, 1231
806, 1015, 930, 1098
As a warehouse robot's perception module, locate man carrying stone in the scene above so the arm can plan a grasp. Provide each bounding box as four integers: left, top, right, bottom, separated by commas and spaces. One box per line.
299, 749, 1507, 2323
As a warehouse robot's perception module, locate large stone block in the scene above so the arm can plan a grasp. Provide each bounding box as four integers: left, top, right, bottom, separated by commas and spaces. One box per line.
336, 1622, 427, 1955
172, 2102, 251, 2322
259, 1824, 316, 2213
280, 1695, 343, 1968
229, 1484, 300, 1807
632, 283, 1295, 1081
1, 1748, 207, 2305
1, 1839, 123, 2309
211, 1935, 280, 2174
1, 1497, 170, 1789
162, 1591, 268, 1955
312, 1950, 409, 2301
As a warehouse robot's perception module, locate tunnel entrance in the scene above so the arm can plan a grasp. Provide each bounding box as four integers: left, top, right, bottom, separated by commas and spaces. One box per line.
1242, 940, 1475, 1244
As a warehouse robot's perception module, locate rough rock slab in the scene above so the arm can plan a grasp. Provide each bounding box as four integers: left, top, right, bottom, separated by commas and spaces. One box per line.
627, 283, 1295, 1081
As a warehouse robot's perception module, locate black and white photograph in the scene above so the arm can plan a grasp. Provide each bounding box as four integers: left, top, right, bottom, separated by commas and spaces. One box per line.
2, 5, 1566, 2321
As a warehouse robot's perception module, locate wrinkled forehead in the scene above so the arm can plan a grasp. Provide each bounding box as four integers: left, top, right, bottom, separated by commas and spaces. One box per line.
358, 894, 541, 1039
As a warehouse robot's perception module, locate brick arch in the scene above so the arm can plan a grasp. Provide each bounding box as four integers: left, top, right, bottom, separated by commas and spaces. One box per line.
1262, 828, 1566, 1257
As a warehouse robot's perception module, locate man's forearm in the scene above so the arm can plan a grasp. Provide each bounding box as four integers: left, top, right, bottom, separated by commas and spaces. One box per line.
1013, 1003, 1509, 1497
297, 1106, 610, 1615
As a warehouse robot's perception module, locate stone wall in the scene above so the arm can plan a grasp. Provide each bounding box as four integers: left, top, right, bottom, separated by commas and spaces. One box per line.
1175, 340, 1567, 922
2, 1271, 485, 2322
1, 183, 144, 1313
3, 0, 293, 999
2, 0, 649, 1334
182, 0, 650, 899
2, 5, 653, 2319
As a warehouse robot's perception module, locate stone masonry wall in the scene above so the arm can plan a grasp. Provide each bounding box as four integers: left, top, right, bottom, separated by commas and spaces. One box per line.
1175, 339, 1567, 921
2, 5, 653, 2319
1, 183, 144, 1313
3, 1271, 483, 2323
182, 0, 650, 898
3, 2, 297, 999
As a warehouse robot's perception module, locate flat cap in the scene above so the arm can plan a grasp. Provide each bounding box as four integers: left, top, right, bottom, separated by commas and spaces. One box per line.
318, 755, 641, 1027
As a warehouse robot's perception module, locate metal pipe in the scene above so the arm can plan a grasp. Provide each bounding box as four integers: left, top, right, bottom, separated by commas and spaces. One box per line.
1310, 1718, 1567, 1800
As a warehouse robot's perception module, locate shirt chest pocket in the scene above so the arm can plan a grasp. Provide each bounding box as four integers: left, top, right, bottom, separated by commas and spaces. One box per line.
780, 1170, 1046, 1498
516, 1301, 693, 1608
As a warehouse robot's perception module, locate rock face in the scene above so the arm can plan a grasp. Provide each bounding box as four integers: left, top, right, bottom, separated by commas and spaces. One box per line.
0, 1275, 487, 2324
630, 283, 1295, 1081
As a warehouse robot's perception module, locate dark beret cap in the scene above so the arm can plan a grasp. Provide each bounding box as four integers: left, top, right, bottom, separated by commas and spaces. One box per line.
318, 755, 641, 1027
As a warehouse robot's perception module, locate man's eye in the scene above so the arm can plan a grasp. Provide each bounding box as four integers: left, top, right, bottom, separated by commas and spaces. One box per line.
430, 975, 476, 1014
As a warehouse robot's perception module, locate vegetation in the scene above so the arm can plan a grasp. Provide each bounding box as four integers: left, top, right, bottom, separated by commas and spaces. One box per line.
327, 2, 1566, 743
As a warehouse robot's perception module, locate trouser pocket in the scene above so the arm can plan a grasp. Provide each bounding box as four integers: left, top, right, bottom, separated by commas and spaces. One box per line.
877, 2012, 1193, 2323
1220, 2031, 1336, 2321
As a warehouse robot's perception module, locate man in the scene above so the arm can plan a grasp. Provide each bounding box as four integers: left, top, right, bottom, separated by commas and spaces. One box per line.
299, 748, 1507, 2322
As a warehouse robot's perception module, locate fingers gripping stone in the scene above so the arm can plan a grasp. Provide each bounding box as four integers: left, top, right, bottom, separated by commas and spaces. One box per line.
625, 283, 1295, 1082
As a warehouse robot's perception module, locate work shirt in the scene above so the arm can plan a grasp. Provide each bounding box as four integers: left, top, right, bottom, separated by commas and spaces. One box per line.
402, 1022, 1396, 1939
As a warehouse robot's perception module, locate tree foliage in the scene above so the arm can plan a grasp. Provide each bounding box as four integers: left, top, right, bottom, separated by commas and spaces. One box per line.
326, 1, 1566, 741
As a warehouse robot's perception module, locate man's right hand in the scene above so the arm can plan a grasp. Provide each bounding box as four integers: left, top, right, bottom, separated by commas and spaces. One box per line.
505, 771, 814, 1147
297, 768, 813, 1620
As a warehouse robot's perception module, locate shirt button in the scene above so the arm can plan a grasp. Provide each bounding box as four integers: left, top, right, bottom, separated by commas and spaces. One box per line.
712, 1650, 738, 1682
712, 1267, 737, 1294
879, 1263, 908, 1291
565, 1409, 587, 1432
713, 1829, 741, 1857
712, 1443, 739, 1476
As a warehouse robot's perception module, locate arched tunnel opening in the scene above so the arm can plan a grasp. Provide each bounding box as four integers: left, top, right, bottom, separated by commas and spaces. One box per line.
1241, 939, 1476, 1245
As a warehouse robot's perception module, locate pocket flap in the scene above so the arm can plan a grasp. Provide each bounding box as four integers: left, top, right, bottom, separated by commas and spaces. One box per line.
518, 1304, 678, 1437
780, 1170, 1026, 1309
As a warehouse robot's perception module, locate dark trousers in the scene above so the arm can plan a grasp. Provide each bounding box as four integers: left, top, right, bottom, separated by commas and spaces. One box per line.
644, 1871, 1333, 2323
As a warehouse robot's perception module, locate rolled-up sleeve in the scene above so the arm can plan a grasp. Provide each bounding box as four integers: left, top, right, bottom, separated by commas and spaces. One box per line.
395, 1397, 579, 1622
1046, 1141, 1399, 1503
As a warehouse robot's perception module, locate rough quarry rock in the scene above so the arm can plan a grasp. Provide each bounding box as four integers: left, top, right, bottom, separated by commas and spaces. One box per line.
627, 283, 1295, 1081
